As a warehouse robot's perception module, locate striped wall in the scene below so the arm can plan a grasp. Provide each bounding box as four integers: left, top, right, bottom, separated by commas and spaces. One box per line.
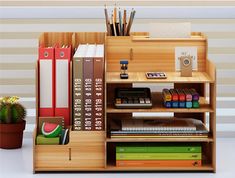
0, 0, 235, 137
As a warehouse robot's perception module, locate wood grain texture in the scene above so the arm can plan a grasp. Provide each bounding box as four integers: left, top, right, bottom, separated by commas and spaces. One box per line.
106, 72, 213, 83
106, 33, 207, 72
34, 32, 216, 172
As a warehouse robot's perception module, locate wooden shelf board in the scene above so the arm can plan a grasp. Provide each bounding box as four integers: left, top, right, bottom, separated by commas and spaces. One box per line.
106, 72, 214, 84
106, 164, 214, 171
106, 137, 214, 143
35, 165, 214, 172
107, 92, 213, 113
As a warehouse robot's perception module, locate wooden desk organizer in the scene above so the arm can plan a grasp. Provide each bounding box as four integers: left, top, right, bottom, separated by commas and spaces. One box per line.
33, 32, 216, 172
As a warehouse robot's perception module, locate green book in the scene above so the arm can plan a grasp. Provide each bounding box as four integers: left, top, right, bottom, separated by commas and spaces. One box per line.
36, 135, 60, 145
116, 153, 201, 160
116, 144, 201, 153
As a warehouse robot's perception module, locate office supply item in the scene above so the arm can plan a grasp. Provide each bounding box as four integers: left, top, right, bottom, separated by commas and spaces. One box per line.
115, 88, 152, 109
146, 72, 167, 79
169, 89, 179, 101
164, 101, 171, 108
110, 118, 208, 139
179, 101, 186, 108
121, 118, 197, 131
120, 60, 129, 79
190, 88, 200, 101
113, 4, 117, 25
193, 101, 200, 108
112, 13, 117, 36
55, 45, 71, 126
149, 22, 191, 38
60, 128, 69, 145
36, 135, 60, 145
172, 101, 179, 108
180, 54, 193, 77
126, 9, 135, 36
116, 160, 202, 167
162, 89, 172, 101
123, 9, 127, 36
41, 122, 62, 138
73, 44, 87, 130
116, 144, 202, 153
104, 5, 111, 36
116, 152, 201, 160
183, 89, 193, 101
186, 101, 193, 108
93, 44, 105, 130
176, 89, 186, 101
38, 46, 55, 117
104, 6, 135, 36
83, 44, 96, 131
119, 8, 123, 36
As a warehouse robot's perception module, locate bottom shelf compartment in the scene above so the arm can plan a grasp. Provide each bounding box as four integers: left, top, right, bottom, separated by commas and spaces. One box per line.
106, 142, 214, 171
34, 130, 106, 171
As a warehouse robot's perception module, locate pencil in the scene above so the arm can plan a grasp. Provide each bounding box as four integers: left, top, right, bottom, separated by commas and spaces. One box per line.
123, 9, 126, 36
126, 9, 134, 36
112, 13, 117, 36
113, 4, 117, 24
119, 8, 123, 36
127, 10, 136, 36
104, 5, 110, 35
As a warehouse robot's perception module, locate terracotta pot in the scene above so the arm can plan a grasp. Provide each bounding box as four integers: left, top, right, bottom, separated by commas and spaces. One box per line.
0, 120, 26, 149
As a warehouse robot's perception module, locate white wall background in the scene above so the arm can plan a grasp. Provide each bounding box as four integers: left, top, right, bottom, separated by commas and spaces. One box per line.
0, 0, 235, 137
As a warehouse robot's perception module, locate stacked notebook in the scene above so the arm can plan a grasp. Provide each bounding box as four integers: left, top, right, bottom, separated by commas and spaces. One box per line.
110, 118, 208, 138
116, 143, 202, 167
73, 44, 104, 131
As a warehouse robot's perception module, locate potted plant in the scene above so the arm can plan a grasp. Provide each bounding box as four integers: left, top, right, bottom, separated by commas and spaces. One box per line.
0, 96, 26, 149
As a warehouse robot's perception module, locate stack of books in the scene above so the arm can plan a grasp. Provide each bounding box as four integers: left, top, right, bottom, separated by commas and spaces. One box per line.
116, 143, 202, 167
110, 118, 208, 138
162, 88, 200, 108
73, 44, 104, 131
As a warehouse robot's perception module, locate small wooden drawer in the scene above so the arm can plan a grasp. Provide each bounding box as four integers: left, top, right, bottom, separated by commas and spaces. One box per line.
69, 131, 105, 168
34, 131, 105, 170
35, 145, 71, 169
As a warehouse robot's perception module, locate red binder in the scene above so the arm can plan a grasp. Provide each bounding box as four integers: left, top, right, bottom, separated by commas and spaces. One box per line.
55, 45, 72, 126
38, 45, 55, 117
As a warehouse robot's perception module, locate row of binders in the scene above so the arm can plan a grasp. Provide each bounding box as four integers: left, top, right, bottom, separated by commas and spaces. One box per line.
38, 44, 105, 131
73, 44, 104, 131
38, 44, 72, 126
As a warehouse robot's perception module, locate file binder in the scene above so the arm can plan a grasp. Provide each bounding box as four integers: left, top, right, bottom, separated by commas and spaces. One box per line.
38, 45, 55, 117
93, 44, 104, 130
55, 45, 72, 126
83, 44, 96, 131
73, 44, 87, 130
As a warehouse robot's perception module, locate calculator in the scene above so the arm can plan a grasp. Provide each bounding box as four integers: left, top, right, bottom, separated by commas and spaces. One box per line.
115, 88, 152, 109
146, 72, 167, 79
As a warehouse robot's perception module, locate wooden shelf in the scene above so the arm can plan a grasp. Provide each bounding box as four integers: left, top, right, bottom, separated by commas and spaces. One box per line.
34, 32, 216, 173
106, 72, 214, 84
106, 164, 214, 171
35, 165, 214, 172
107, 92, 213, 113
106, 137, 214, 143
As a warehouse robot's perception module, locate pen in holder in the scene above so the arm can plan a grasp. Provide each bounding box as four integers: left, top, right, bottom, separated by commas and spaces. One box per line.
120, 60, 128, 79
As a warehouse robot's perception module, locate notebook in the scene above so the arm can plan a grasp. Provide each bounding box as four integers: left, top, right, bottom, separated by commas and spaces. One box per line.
121, 118, 197, 131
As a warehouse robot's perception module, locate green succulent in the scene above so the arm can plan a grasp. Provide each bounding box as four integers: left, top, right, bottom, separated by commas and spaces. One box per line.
0, 96, 26, 124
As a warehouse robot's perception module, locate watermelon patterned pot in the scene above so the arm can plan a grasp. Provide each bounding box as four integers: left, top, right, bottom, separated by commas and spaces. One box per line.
0, 120, 25, 149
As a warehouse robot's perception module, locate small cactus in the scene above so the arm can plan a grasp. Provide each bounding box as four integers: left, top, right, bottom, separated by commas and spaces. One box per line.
0, 96, 26, 124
